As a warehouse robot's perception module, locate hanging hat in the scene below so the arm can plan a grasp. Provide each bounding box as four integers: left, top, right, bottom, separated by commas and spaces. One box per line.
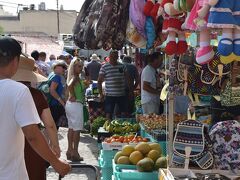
90, 54, 100, 61
12, 55, 48, 82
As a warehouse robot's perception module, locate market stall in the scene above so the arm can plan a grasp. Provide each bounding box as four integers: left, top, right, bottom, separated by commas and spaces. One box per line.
74, 0, 240, 179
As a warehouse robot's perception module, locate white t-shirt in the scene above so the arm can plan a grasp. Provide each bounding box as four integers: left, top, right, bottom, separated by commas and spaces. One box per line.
141, 65, 160, 105
0, 79, 41, 180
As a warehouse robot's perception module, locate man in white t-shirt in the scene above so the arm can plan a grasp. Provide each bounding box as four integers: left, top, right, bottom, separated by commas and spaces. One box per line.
0, 38, 71, 180
141, 52, 163, 114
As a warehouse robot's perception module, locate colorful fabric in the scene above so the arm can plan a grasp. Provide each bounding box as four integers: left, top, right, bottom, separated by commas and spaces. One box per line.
186, 0, 208, 30
220, 80, 240, 107
208, 0, 236, 28
173, 119, 213, 169
129, 0, 146, 38
210, 120, 240, 172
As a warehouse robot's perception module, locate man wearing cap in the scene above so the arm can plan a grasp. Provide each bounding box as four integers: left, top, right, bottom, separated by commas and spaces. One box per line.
86, 54, 102, 81
0, 37, 70, 179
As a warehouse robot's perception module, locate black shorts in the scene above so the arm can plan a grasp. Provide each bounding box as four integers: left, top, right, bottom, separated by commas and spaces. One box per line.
49, 105, 66, 129
104, 96, 126, 114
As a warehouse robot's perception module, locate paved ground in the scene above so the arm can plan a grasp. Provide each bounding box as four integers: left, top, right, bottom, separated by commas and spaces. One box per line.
47, 128, 100, 180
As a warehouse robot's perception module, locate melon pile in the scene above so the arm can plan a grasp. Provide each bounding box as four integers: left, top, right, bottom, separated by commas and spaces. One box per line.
114, 142, 167, 172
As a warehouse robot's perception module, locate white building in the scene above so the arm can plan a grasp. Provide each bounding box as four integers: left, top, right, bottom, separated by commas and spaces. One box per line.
0, 7, 77, 37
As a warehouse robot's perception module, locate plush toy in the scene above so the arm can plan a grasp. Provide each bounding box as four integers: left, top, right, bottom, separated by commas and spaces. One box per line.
150, 0, 162, 20
208, 0, 240, 58
143, 0, 155, 16
173, 0, 196, 29
158, 0, 188, 55
143, 0, 157, 49
185, 0, 214, 64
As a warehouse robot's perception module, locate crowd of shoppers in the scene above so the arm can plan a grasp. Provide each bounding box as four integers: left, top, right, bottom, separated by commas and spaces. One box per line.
0, 36, 165, 179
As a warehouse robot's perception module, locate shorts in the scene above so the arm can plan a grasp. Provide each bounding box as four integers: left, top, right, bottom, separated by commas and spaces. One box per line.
50, 104, 66, 129
65, 101, 84, 131
105, 96, 126, 114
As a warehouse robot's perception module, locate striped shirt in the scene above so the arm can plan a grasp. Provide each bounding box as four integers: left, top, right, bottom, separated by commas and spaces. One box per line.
99, 62, 126, 96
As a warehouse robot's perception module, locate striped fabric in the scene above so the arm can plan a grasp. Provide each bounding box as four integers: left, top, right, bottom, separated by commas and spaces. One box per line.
172, 120, 214, 169
99, 62, 126, 96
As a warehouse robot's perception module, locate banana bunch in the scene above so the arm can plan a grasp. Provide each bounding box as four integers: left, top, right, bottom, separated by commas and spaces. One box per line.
103, 120, 140, 134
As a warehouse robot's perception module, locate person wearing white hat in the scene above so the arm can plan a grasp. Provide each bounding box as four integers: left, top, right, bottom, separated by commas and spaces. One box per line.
0, 37, 70, 179
86, 53, 102, 81
48, 60, 68, 130
12, 55, 63, 180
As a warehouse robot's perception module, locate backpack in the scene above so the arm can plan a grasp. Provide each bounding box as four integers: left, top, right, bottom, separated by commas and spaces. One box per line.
172, 119, 213, 169
37, 74, 55, 104
210, 120, 240, 173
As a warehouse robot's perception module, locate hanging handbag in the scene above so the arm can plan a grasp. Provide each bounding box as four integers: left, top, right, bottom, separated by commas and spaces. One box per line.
172, 119, 213, 169
188, 63, 222, 95
221, 61, 240, 106
210, 120, 240, 173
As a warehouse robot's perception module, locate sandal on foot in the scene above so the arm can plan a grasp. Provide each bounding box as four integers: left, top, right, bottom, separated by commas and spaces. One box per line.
66, 152, 72, 161
71, 155, 84, 162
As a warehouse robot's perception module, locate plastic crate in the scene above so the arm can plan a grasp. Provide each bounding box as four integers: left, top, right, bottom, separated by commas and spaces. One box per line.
139, 123, 146, 137
112, 160, 158, 180
98, 150, 118, 168
99, 155, 115, 180
100, 150, 118, 161
98, 143, 102, 150
101, 166, 113, 180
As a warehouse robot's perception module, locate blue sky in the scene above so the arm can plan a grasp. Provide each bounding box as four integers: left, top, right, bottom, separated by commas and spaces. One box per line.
1, 0, 84, 14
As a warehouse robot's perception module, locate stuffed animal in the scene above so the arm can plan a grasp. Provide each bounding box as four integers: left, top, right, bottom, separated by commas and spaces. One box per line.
173, 0, 196, 29
143, 0, 157, 49
158, 0, 188, 55
143, 0, 155, 16
185, 0, 214, 65
150, 0, 162, 21
208, 0, 240, 58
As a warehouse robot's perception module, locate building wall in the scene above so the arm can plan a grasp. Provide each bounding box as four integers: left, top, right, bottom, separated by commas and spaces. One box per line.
0, 10, 77, 36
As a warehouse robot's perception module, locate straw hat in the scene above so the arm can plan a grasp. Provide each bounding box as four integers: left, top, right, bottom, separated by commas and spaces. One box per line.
12, 55, 48, 82
90, 54, 100, 61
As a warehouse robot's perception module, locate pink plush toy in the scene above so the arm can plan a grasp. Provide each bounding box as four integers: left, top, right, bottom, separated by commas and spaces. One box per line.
208, 0, 240, 58
186, 0, 214, 65
158, 0, 188, 55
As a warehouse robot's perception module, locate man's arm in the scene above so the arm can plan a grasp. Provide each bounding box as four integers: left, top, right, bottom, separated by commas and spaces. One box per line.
98, 73, 104, 101
133, 68, 140, 90
22, 124, 70, 176
125, 71, 133, 93
143, 81, 160, 94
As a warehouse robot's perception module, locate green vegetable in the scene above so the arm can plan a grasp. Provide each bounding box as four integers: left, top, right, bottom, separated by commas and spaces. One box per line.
91, 116, 107, 136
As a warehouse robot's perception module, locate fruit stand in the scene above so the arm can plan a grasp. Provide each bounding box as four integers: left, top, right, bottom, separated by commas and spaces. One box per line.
96, 116, 169, 180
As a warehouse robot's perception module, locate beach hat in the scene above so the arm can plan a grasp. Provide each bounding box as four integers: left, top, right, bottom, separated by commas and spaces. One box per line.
90, 54, 99, 61
52, 60, 68, 69
12, 55, 48, 82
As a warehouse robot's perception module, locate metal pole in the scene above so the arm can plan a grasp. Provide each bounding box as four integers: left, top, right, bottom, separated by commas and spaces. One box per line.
56, 0, 60, 34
